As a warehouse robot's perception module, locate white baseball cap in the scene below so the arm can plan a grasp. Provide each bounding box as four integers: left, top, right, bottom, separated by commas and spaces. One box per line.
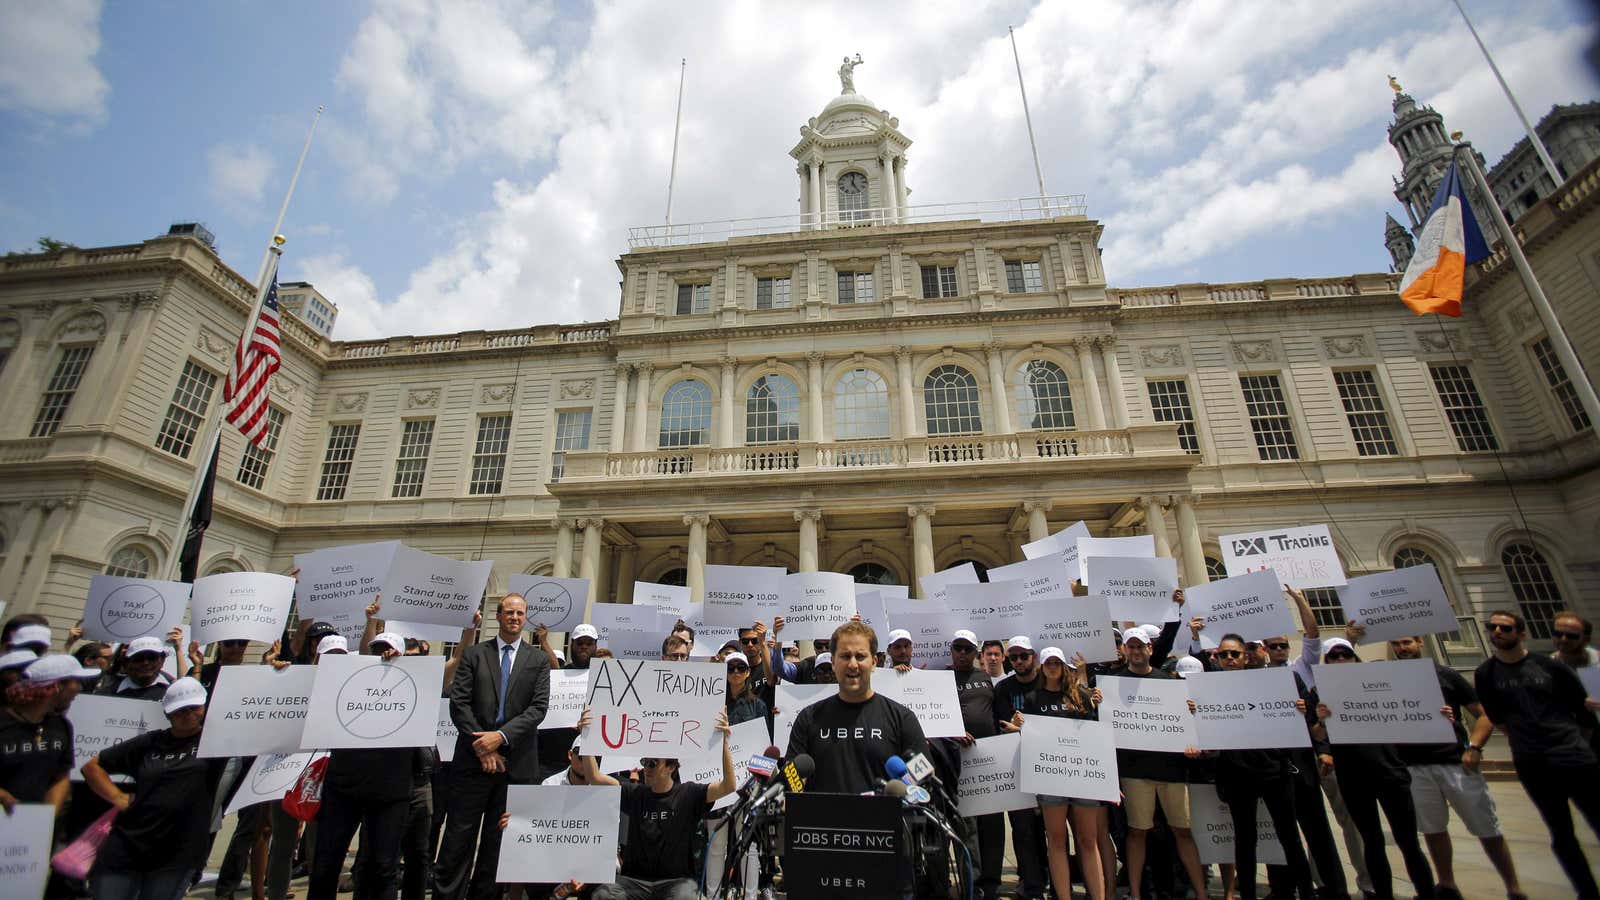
1005, 635, 1034, 652
1038, 647, 1066, 666
1322, 638, 1357, 660
887, 629, 913, 646
125, 636, 166, 658
724, 651, 750, 667
1122, 630, 1149, 646
1174, 656, 1205, 679
162, 676, 207, 714
950, 629, 978, 648
24, 654, 101, 682
317, 635, 349, 655
10, 624, 52, 648
571, 624, 599, 641
815, 652, 833, 667
370, 632, 404, 653
1138, 625, 1162, 642
0, 649, 38, 671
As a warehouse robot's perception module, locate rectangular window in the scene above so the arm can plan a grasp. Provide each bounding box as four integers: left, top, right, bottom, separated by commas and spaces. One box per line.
235, 407, 284, 490
1004, 260, 1044, 293
550, 410, 592, 482
755, 276, 792, 310
391, 419, 436, 498
1429, 364, 1499, 451
315, 424, 362, 501
675, 283, 710, 315
920, 264, 958, 298
1532, 336, 1591, 432
1304, 588, 1345, 629
1239, 374, 1300, 460
31, 345, 95, 437
836, 271, 874, 304
1333, 369, 1399, 456
1147, 379, 1199, 454
469, 415, 512, 495
154, 360, 219, 458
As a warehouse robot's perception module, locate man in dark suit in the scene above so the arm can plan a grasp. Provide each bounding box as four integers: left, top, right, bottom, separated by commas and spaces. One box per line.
432, 593, 550, 900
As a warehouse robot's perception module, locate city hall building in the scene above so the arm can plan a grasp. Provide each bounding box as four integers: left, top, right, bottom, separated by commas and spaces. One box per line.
1, 81, 1597, 664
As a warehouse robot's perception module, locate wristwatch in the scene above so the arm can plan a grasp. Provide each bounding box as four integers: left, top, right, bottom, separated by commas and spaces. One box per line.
1467, 743, 1485, 752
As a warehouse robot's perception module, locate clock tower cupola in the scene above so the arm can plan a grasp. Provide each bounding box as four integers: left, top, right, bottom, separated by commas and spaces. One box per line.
790, 55, 912, 228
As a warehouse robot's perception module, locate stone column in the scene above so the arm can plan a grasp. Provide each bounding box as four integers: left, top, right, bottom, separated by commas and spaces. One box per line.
577, 518, 605, 614
795, 509, 822, 572
907, 505, 936, 596
610, 365, 631, 452
719, 358, 737, 448
1099, 338, 1128, 429
1022, 499, 1051, 543
895, 347, 919, 437
1140, 497, 1172, 559
630, 363, 653, 452
809, 161, 823, 229
805, 352, 825, 442
0, 502, 46, 593
684, 513, 710, 602
0, 309, 47, 437
615, 544, 638, 603
895, 156, 909, 220
1074, 339, 1107, 430
90, 293, 160, 428
552, 518, 576, 578
984, 342, 1013, 434
1173, 494, 1207, 589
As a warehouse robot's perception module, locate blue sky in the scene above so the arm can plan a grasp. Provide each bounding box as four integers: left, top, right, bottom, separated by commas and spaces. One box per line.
2, 1, 1595, 339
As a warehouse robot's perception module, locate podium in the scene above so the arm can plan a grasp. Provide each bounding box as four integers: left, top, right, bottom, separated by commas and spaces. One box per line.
782, 793, 906, 900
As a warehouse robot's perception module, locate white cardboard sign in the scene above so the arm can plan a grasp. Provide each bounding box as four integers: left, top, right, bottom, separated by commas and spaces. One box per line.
540, 669, 591, 731
293, 541, 400, 621
918, 563, 979, 605
1313, 658, 1455, 744
703, 565, 784, 626
1185, 667, 1311, 750
1221, 524, 1346, 588
225, 751, 325, 816
1022, 521, 1091, 565
497, 785, 621, 885
853, 588, 889, 635
82, 575, 190, 643
875, 667, 964, 738
1074, 535, 1155, 582
300, 653, 447, 750
1018, 716, 1120, 802
1087, 556, 1179, 623
1336, 565, 1456, 644
884, 600, 953, 670
1189, 783, 1287, 866
958, 733, 1037, 816
1023, 595, 1117, 663
1180, 570, 1295, 643
683, 717, 771, 810
380, 546, 492, 631
589, 602, 671, 643
988, 553, 1075, 603
633, 581, 691, 620
945, 580, 1032, 641
507, 575, 590, 633
191, 572, 295, 644
778, 572, 857, 640
582, 659, 725, 759
65, 694, 164, 781
774, 682, 836, 752
605, 628, 664, 661
1096, 675, 1196, 752
2, 803, 54, 900
199, 665, 317, 757
684, 602, 739, 659
436, 697, 459, 762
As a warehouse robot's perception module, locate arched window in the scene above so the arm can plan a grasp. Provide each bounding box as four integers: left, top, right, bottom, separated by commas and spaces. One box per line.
746, 375, 800, 444
659, 380, 712, 448
849, 563, 899, 586
105, 546, 154, 578
1205, 557, 1227, 582
1501, 543, 1565, 639
657, 568, 688, 587
204, 560, 243, 576
948, 559, 990, 583
924, 365, 982, 435
1017, 360, 1075, 430
835, 368, 890, 440
837, 172, 869, 223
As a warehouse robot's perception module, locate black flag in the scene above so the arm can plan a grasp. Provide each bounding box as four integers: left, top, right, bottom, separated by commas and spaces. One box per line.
179, 439, 220, 584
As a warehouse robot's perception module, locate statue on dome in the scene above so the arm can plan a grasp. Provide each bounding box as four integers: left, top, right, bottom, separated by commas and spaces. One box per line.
839, 53, 864, 94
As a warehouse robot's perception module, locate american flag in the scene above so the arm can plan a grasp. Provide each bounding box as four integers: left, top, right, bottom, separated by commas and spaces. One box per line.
223, 271, 283, 448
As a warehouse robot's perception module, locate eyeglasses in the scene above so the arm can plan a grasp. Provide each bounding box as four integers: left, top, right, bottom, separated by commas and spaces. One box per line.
1485, 622, 1519, 634
1325, 651, 1356, 661
665, 653, 689, 661
1264, 642, 1289, 651
727, 664, 749, 673
1554, 630, 1584, 641
1215, 650, 1245, 659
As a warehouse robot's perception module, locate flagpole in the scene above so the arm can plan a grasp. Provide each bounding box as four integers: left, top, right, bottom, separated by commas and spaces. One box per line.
1008, 26, 1048, 211
1454, 140, 1600, 430
1452, 0, 1563, 189
665, 59, 686, 228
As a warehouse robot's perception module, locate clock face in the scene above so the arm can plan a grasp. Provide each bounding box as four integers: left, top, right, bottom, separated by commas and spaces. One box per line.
840, 172, 867, 195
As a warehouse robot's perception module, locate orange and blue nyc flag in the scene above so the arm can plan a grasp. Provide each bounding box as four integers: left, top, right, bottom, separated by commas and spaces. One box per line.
1399, 162, 1490, 317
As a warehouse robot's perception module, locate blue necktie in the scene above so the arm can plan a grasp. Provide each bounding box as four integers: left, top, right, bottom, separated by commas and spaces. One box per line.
497, 644, 513, 724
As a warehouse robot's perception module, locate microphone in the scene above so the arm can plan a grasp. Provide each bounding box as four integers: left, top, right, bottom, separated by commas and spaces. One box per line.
745, 745, 781, 783
903, 752, 939, 786
748, 753, 813, 812
882, 779, 908, 800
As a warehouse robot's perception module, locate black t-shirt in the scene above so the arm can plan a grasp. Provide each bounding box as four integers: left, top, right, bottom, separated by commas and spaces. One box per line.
1475, 652, 1597, 767
992, 671, 1040, 727
1021, 683, 1097, 721
786, 693, 927, 794
93, 728, 228, 873
0, 711, 74, 803
1104, 667, 1188, 782
619, 779, 710, 880
949, 667, 999, 738
96, 676, 172, 703
1399, 663, 1476, 767
325, 747, 416, 803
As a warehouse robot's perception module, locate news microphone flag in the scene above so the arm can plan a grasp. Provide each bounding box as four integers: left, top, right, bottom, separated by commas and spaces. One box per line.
1398, 161, 1490, 318
222, 262, 284, 448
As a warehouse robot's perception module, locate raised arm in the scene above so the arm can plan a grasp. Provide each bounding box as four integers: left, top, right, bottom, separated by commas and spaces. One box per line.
705, 710, 737, 803
359, 596, 382, 655
444, 611, 481, 692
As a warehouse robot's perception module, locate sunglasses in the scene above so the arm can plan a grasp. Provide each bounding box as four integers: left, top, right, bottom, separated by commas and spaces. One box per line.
1006, 652, 1033, 661
739, 637, 762, 645
1325, 651, 1356, 660
951, 644, 976, 652
1485, 622, 1519, 634
1264, 642, 1289, 651
221, 640, 249, 648
727, 663, 749, 673
1215, 650, 1245, 659
640, 759, 665, 769
1554, 630, 1584, 641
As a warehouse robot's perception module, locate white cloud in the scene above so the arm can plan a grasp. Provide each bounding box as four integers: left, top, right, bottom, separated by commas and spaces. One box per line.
299, 252, 381, 340
0, 0, 109, 126
207, 144, 276, 208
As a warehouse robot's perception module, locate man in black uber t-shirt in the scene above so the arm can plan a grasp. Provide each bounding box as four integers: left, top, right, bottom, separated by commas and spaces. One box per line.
946, 628, 1004, 900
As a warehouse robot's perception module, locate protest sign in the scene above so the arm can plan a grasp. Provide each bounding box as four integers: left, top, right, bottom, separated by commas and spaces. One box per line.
540, 669, 590, 731
507, 575, 589, 633
385, 620, 462, 644
1221, 524, 1346, 588
1185, 668, 1310, 750
883, 599, 952, 669
497, 785, 621, 885
958, 733, 1036, 817
1189, 784, 1287, 866
294, 540, 399, 620
945, 580, 1031, 641
684, 602, 739, 659
4, 803, 58, 900
779, 572, 857, 640
853, 587, 888, 634
1074, 535, 1155, 582
1580, 668, 1600, 724
589, 602, 671, 642
683, 717, 772, 810
190, 572, 295, 644
1336, 565, 1456, 644
918, 563, 978, 605
1314, 658, 1454, 744
1024, 595, 1116, 663
704, 565, 784, 626
225, 751, 325, 816
300, 653, 447, 750
875, 668, 964, 738
582, 659, 725, 759
774, 682, 836, 751
988, 553, 1075, 602
199, 665, 316, 757
82, 575, 189, 642
1096, 675, 1196, 752
436, 698, 459, 762
633, 581, 691, 620
380, 546, 492, 631
604, 628, 663, 660
1018, 716, 1120, 802
1022, 520, 1091, 563
1087, 556, 1179, 623
65, 694, 164, 781
1181, 570, 1294, 643
875, 585, 910, 602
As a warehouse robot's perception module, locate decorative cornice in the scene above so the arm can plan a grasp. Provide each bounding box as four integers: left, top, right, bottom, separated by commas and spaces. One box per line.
907, 504, 937, 518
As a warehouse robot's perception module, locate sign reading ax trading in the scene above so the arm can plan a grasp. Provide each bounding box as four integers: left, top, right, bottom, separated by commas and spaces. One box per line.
581, 658, 726, 760
1220, 524, 1346, 589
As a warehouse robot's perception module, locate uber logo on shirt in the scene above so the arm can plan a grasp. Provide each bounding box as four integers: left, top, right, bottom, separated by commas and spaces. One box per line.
2, 739, 67, 754
818, 727, 885, 740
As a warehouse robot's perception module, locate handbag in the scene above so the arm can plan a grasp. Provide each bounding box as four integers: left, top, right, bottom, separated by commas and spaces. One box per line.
281, 754, 329, 822
51, 807, 118, 880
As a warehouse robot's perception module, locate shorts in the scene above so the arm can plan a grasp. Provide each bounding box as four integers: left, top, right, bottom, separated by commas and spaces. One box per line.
1038, 794, 1106, 809
1408, 763, 1501, 837
1120, 777, 1190, 830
